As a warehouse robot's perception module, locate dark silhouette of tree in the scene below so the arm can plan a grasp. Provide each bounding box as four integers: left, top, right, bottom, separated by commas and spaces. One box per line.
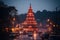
0, 1, 17, 40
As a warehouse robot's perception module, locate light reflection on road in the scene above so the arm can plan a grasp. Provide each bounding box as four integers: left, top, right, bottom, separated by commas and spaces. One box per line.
33, 31, 37, 40
12, 32, 42, 40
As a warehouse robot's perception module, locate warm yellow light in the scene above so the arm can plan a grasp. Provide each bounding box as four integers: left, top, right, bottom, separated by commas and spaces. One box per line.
19, 31, 23, 34
16, 24, 19, 27
48, 27, 52, 32
47, 19, 50, 22
11, 28, 15, 32
34, 33, 36, 37
53, 25, 55, 27
13, 18, 15, 21
15, 28, 19, 30
50, 22, 52, 25
33, 31, 37, 40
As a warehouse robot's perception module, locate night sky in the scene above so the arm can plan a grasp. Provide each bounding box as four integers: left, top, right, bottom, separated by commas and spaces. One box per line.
1, 0, 60, 14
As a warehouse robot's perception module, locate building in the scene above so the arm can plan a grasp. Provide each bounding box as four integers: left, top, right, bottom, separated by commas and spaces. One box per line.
22, 4, 38, 32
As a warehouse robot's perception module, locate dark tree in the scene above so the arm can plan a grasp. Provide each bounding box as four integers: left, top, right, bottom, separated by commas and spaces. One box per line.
0, 1, 17, 40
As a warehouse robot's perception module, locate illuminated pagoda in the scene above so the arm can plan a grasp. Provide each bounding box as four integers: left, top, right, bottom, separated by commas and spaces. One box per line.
22, 4, 37, 31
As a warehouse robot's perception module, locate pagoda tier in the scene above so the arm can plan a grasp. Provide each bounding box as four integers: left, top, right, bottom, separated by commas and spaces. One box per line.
22, 4, 37, 28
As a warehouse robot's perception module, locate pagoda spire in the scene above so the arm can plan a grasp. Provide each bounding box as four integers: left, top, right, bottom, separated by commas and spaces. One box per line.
30, 3, 32, 9
22, 4, 37, 28
28, 3, 33, 13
